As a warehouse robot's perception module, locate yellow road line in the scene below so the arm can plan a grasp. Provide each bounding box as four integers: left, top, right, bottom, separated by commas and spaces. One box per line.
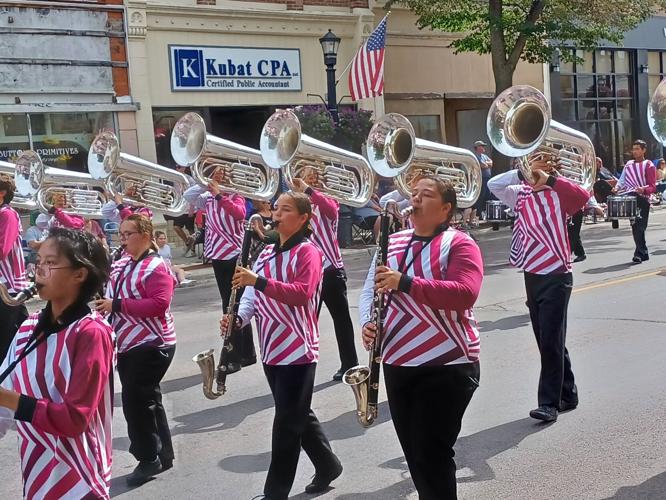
574, 268, 666, 294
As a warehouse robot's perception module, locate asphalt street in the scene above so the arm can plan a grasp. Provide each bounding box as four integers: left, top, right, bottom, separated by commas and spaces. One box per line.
2, 211, 666, 499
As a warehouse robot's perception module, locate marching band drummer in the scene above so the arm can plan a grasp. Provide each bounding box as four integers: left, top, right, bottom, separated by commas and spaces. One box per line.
291, 168, 359, 381
359, 175, 483, 500
488, 158, 589, 423
0, 228, 114, 499
184, 168, 256, 369
94, 214, 176, 486
221, 191, 342, 500
615, 139, 656, 264
0, 174, 29, 363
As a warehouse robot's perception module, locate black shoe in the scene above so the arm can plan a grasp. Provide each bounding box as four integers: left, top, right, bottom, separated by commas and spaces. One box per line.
158, 454, 173, 472
529, 405, 558, 422
304, 461, 343, 494
332, 369, 345, 381
573, 254, 586, 263
241, 356, 257, 367
642, 255, 650, 262
559, 399, 578, 412
632, 256, 642, 264
126, 458, 162, 486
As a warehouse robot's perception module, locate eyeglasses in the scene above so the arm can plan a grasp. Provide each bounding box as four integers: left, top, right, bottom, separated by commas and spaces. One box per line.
119, 231, 139, 240
35, 262, 73, 278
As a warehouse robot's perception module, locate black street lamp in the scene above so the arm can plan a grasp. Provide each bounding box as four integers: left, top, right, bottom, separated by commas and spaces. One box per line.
319, 29, 341, 124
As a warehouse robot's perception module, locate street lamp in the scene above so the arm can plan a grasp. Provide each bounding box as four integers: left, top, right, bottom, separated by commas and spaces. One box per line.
319, 29, 341, 124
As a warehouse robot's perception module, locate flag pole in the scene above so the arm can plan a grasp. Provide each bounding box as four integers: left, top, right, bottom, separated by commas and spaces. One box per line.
335, 11, 390, 87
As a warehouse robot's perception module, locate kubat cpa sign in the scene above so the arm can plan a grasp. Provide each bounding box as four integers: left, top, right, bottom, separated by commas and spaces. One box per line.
169, 45, 302, 92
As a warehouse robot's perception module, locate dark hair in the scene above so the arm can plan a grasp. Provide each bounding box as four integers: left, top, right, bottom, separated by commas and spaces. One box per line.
413, 175, 458, 220
279, 191, 313, 237
46, 228, 110, 301
0, 173, 15, 204
154, 230, 167, 239
633, 140, 647, 150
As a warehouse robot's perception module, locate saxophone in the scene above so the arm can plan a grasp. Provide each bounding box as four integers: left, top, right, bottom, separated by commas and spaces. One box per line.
192, 213, 264, 400
343, 205, 393, 426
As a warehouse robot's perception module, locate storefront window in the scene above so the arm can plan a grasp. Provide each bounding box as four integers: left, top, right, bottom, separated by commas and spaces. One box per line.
405, 115, 441, 143
153, 108, 206, 168
0, 112, 113, 172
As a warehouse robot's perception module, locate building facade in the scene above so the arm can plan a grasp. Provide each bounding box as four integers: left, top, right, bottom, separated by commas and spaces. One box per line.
0, 0, 136, 172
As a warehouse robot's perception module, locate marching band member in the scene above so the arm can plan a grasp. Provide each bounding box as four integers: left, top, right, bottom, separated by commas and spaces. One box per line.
47, 193, 86, 230
0, 174, 29, 363
184, 168, 255, 368
359, 175, 483, 500
292, 168, 359, 381
616, 139, 656, 263
94, 214, 176, 486
222, 191, 342, 500
0, 228, 114, 499
489, 159, 589, 423
101, 189, 154, 224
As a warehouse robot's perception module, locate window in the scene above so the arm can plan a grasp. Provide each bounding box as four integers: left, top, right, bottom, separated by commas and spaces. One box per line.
404, 115, 441, 143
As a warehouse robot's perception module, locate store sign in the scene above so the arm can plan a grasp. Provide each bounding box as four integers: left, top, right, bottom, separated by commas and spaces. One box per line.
0, 140, 89, 171
169, 45, 302, 92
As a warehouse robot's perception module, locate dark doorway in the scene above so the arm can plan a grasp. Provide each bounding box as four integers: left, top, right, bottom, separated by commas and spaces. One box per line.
209, 106, 274, 149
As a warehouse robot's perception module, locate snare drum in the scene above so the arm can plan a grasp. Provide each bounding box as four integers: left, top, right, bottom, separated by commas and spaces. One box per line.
486, 200, 508, 221
607, 195, 637, 219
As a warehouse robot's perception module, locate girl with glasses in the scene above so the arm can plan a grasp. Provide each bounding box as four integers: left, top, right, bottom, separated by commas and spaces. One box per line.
94, 214, 176, 486
0, 227, 114, 499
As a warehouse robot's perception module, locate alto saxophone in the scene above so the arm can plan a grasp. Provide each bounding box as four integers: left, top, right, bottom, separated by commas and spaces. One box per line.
192, 213, 264, 400
343, 205, 393, 427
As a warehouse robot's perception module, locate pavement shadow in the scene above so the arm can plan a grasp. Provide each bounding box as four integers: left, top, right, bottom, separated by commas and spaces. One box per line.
112, 374, 207, 409
583, 262, 634, 274
219, 450, 271, 474
335, 456, 415, 500
605, 471, 666, 499
477, 314, 531, 333
455, 417, 551, 483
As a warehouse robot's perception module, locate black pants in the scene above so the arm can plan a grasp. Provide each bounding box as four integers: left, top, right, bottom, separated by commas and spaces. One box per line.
524, 272, 577, 408
117, 345, 176, 463
318, 267, 358, 369
0, 300, 28, 364
631, 196, 650, 260
212, 258, 256, 365
568, 209, 585, 258
263, 363, 339, 500
384, 362, 480, 500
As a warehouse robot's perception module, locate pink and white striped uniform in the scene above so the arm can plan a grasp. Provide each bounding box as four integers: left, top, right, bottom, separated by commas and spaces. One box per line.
106, 253, 176, 353
238, 239, 323, 365
0, 204, 28, 293
308, 189, 344, 270
204, 193, 246, 261
619, 159, 656, 197
370, 228, 483, 367
48, 209, 85, 230
1, 311, 114, 500
488, 170, 590, 275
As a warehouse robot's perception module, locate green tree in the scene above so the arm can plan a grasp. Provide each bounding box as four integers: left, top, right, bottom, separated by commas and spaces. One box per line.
393, 0, 666, 95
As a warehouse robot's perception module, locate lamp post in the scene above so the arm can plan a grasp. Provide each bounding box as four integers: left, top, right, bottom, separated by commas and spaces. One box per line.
319, 29, 341, 124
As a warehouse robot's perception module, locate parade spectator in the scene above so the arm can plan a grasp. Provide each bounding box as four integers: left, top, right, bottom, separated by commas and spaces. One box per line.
463, 140, 493, 227
155, 230, 194, 287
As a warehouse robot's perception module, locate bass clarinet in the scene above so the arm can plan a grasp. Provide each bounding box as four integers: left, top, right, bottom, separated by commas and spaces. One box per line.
343, 204, 393, 427
193, 213, 263, 400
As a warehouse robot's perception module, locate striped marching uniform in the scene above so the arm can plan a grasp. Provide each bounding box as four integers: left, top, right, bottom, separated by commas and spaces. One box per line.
307, 191, 344, 270
100, 201, 153, 225
237, 233, 341, 499
0, 310, 115, 500
489, 169, 588, 417
106, 253, 176, 353
48, 209, 85, 231
358, 225, 484, 500
359, 227, 482, 367
618, 158, 656, 261
0, 204, 28, 294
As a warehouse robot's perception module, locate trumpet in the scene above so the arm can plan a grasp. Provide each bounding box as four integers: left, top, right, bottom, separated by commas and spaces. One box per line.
260, 109, 375, 207
171, 112, 279, 202
487, 85, 596, 191
89, 131, 190, 216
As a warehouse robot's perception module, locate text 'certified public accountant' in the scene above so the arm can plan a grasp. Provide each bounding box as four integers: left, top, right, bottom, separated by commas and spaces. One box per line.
169, 45, 302, 92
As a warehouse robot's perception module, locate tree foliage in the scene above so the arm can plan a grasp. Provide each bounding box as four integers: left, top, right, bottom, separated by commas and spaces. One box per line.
392, 0, 666, 93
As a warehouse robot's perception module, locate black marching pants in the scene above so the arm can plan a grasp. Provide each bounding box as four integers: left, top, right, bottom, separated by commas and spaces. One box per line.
318, 267, 358, 369
117, 345, 176, 463
568, 209, 585, 258
384, 362, 480, 500
212, 258, 256, 364
0, 300, 28, 364
524, 271, 577, 408
631, 195, 650, 260
263, 363, 340, 500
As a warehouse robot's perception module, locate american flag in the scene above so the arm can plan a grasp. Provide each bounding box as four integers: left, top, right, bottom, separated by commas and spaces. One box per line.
348, 15, 388, 101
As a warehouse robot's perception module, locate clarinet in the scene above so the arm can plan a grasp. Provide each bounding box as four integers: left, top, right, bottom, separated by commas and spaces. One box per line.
215, 213, 264, 394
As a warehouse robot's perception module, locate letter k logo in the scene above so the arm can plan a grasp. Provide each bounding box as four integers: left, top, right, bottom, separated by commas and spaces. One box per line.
181, 58, 198, 79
